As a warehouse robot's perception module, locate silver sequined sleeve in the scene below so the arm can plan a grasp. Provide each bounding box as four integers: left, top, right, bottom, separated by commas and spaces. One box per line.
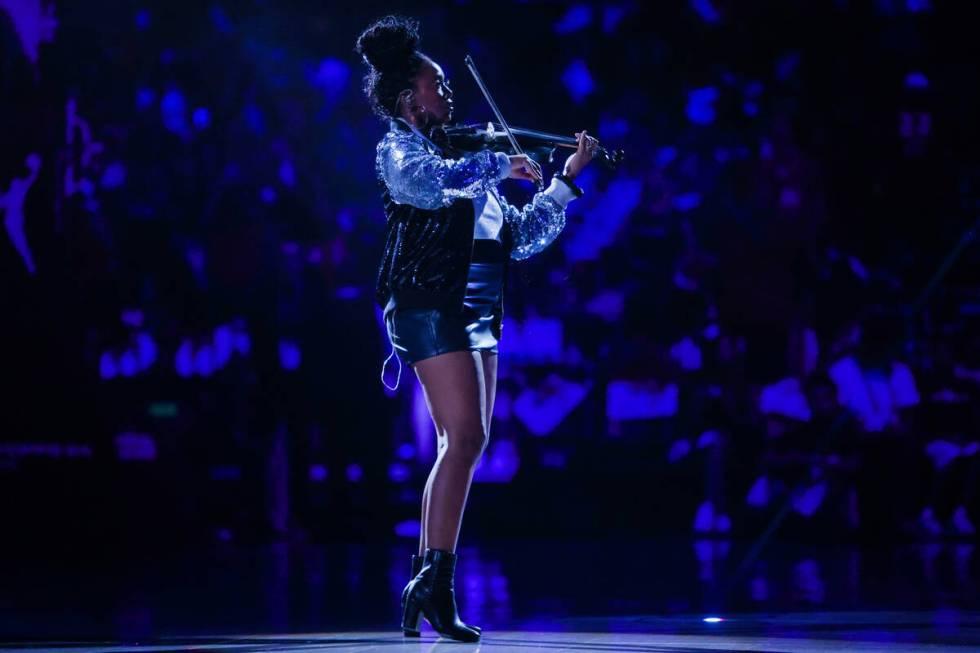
498, 177, 580, 261
376, 130, 512, 210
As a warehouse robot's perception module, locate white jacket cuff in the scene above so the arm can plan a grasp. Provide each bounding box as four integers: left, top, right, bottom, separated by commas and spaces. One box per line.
543, 176, 579, 208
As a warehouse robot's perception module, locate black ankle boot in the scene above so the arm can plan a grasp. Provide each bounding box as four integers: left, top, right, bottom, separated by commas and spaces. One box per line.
401, 548, 481, 641
401, 555, 423, 637
401, 553, 482, 637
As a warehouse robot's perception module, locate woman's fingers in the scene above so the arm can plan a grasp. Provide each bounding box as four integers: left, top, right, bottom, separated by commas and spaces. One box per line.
519, 154, 542, 182
525, 155, 541, 180
509, 154, 526, 180
576, 130, 598, 160
510, 159, 531, 180
516, 168, 534, 181
563, 130, 599, 178
527, 157, 542, 181
507, 153, 544, 182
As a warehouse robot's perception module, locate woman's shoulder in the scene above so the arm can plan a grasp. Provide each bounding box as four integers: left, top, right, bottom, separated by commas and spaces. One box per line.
376, 125, 424, 157
375, 126, 428, 182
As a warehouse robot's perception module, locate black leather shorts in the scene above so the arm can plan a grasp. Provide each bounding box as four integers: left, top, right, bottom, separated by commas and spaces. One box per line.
383, 240, 505, 371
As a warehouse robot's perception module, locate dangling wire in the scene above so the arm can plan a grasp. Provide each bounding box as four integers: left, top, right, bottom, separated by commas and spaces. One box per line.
381, 341, 402, 391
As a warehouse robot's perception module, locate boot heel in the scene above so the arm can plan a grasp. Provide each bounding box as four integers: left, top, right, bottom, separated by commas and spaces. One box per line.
401, 596, 423, 636
402, 553, 423, 636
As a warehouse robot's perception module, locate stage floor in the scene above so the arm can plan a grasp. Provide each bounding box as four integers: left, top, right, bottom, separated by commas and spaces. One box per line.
6, 617, 980, 653
2, 537, 978, 651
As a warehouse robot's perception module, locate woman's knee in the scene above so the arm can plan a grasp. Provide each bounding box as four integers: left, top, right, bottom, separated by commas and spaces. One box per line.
442, 424, 489, 464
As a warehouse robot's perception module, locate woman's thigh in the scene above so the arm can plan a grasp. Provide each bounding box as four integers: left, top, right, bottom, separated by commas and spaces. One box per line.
480, 351, 498, 436
412, 350, 488, 450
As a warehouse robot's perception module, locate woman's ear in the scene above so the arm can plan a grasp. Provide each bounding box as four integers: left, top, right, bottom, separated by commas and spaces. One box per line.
395, 89, 413, 115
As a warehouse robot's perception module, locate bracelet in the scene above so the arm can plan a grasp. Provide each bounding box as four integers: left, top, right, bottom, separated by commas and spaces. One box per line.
554, 173, 584, 198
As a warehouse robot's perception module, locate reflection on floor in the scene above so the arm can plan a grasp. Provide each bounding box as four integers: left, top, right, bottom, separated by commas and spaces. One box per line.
6, 620, 980, 653
1, 537, 977, 651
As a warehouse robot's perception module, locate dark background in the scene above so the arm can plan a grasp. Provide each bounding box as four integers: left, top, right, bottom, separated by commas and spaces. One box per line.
2, 0, 979, 563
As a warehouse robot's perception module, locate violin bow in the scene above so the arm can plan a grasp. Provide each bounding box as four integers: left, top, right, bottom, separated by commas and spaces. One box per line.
463, 54, 546, 191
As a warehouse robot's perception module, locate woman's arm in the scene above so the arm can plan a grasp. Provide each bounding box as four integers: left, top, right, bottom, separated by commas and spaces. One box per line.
376, 130, 512, 210
501, 130, 596, 260
498, 176, 582, 260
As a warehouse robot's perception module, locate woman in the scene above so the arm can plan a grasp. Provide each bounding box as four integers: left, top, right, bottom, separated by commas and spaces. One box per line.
355, 14, 598, 641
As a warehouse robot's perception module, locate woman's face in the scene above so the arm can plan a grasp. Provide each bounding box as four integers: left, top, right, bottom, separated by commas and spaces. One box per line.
407, 58, 454, 127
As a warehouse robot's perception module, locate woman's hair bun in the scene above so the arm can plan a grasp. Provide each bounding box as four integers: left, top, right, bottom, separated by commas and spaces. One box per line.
355, 15, 421, 72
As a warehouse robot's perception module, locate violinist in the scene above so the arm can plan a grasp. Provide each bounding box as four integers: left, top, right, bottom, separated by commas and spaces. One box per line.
354, 14, 599, 642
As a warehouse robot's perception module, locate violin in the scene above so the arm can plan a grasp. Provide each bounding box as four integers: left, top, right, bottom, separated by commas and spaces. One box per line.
437, 122, 626, 172
437, 54, 625, 191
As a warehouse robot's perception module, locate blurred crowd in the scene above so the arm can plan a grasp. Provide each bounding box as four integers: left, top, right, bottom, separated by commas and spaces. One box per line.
2, 0, 978, 544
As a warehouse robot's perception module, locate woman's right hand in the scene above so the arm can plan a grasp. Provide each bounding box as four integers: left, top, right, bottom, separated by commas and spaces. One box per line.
507, 154, 543, 183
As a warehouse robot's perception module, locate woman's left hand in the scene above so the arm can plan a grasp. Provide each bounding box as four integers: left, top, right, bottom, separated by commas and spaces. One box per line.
563, 130, 599, 180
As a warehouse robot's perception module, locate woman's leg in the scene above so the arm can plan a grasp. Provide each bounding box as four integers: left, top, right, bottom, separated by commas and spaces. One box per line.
413, 350, 489, 553
416, 350, 498, 555
418, 442, 442, 555
480, 351, 498, 437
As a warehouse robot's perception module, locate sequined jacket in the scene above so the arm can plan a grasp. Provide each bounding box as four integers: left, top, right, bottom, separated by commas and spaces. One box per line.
374, 117, 577, 333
